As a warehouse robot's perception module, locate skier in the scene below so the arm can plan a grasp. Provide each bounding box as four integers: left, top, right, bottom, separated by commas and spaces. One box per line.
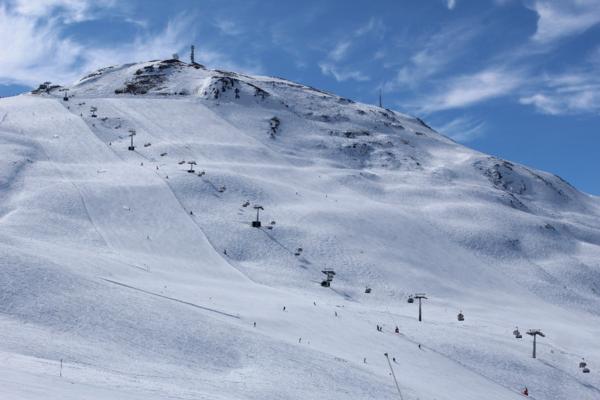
189, 211, 194, 215
363, 357, 367, 364
283, 306, 286, 311
395, 326, 400, 334
522, 387, 528, 396
392, 357, 397, 363
418, 344, 422, 350
334, 311, 338, 317
223, 249, 227, 255
253, 322, 256, 327
298, 337, 301, 343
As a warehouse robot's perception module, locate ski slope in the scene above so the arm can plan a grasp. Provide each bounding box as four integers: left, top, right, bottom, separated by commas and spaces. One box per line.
1, 59, 599, 399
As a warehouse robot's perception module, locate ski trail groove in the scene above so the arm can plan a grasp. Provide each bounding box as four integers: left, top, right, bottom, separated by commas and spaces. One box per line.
101, 278, 240, 319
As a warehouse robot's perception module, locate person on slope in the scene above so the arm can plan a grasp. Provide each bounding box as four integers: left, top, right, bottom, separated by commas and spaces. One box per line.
395, 326, 400, 334
522, 387, 528, 396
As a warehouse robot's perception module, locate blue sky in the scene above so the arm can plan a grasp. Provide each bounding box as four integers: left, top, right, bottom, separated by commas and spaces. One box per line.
1, 0, 599, 194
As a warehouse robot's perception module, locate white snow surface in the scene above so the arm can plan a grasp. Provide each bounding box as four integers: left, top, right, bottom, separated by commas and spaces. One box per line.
1, 59, 600, 399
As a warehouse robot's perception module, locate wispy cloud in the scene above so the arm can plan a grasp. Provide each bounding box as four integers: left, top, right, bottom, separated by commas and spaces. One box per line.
414, 68, 524, 113
519, 67, 600, 115
317, 17, 384, 82
213, 17, 244, 36
528, 0, 600, 43
7, 0, 117, 22
318, 62, 370, 82
434, 116, 486, 142
329, 40, 351, 61
354, 16, 386, 38
388, 0, 600, 116
446, 0, 457, 10
0, 2, 254, 86
388, 22, 480, 90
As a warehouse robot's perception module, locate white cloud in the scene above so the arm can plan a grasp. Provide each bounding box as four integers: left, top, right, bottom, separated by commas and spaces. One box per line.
415, 68, 524, 113
434, 116, 486, 142
354, 17, 385, 37
213, 18, 244, 36
529, 0, 600, 43
318, 62, 370, 82
388, 22, 479, 90
0, 4, 83, 85
317, 18, 383, 83
0, 3, 252, 87
519, 69, 600, 115
8, 0, 116, 22
446, 0, 457, 10
330, 40, 351, 61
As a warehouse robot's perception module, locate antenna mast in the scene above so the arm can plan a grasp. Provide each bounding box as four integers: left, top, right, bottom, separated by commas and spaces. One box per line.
379, 88, 382, 108
191, 45, 195, 64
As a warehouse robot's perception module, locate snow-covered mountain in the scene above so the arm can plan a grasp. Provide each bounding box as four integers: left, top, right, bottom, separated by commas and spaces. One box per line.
1, 58, 599, 399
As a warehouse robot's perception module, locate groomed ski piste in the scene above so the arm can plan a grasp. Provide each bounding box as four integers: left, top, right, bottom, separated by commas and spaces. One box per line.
1, 59, 599, 399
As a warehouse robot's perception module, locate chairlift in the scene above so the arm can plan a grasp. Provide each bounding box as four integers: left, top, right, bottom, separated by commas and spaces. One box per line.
457, 311, 464, 322
365, 286, 372, 294
321, 269, 336, 287
579, 360, 587, 369
583, 367, 590, 373
407, 296, 414, 304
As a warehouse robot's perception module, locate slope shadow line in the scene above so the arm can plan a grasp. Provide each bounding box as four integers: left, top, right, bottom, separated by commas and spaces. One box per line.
101, 278, 239, 319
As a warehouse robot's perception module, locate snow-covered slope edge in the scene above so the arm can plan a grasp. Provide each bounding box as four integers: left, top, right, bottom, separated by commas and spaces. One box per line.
0, 59, 599, 399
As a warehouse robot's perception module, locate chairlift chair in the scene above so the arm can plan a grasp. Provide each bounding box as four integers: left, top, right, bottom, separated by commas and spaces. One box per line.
365, 287, 372, 294
513, 327, 522, 338
407, 296, 414, 304
583, 367, 590, 373
321, 269, 336, 287
457, 311, 464, 322
579, 360, 587, 369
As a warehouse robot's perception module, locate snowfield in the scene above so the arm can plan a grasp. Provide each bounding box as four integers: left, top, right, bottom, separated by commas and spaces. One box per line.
1, 59, 599, 399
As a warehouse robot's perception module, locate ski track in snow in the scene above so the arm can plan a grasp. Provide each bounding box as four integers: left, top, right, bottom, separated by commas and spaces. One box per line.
101, 278, 240, 319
